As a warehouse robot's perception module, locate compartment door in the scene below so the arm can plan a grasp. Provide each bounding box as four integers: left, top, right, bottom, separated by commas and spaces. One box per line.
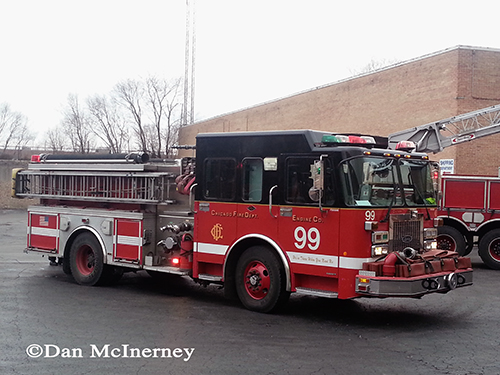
113, 219, 143, 263
28, 211, 59, 253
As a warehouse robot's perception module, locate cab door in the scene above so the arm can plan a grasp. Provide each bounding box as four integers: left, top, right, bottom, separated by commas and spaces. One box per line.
194, 158, 238, 278
277, 155, 341, 293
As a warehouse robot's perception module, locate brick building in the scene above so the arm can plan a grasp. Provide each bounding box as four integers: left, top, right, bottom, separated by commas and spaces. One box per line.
178, 45, 500, 175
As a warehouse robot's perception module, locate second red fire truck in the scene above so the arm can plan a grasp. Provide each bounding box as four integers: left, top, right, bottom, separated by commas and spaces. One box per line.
436, 174, 500, 269
388, 104, 500, 270
12, 130, 472, 312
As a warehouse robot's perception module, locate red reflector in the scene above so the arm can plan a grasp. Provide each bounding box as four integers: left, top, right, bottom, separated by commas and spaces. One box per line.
31, 155, 41, 162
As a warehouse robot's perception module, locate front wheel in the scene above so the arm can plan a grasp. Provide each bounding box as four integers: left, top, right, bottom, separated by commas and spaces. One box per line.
478, 229, 500, 270
437, 225, 467, 256
69, 232, 105, 285
235, 246, 289, 313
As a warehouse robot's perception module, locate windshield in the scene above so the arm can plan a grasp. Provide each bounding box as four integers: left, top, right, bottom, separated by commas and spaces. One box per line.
340, 156, 437, 207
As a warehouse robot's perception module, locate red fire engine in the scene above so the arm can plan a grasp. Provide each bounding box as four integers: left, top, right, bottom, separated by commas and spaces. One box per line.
12, 130, 472, 312
389, 104, 500, 270
436, 174, 500, 269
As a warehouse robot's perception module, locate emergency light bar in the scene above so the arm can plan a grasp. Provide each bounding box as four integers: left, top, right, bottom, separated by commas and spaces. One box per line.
321, 134, 376, 145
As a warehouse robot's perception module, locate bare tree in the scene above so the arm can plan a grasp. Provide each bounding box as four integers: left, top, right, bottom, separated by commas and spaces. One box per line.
145, 76, 182, 158
62, 94, 93, 153
144, 123, 159, 158
0, 103, 32, 153
45, 126, 67, 152
87, 95, 129, 153
114, 79, 147, 153
11, 121, 33, 150
161, 77, 182, 157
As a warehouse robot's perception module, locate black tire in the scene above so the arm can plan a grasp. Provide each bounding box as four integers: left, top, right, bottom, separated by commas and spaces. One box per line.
235, 246, 289, 313
478, 229, 500, 270
69, 232, 105, 286
437, 225, 467, 256
463, 234, 474, 256
62, 256, 72, 275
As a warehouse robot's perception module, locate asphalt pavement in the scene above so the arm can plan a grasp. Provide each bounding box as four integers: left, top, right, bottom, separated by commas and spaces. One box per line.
1, 209, 499, 375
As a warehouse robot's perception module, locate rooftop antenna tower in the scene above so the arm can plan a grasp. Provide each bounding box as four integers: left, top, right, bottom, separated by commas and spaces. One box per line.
182, 0, 196, 126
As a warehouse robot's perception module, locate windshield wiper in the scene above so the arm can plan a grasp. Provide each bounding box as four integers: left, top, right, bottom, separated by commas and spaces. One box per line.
380, 185, 399, 223
412, 182, 432, 220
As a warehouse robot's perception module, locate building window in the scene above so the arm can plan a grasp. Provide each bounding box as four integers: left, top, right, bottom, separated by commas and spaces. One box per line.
242, 158, 263, 202
203, 158, 236, 200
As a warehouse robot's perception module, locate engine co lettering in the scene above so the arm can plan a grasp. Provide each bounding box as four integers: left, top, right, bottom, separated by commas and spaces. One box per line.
292, 215, 323, 223
210, 210, 258, 219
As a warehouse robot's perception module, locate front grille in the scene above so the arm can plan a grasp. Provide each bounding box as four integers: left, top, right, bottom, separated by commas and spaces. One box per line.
389, 213, 423, 253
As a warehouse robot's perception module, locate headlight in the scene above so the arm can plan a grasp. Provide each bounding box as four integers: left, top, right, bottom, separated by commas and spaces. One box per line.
424, 240, 438, 250
372, 244, 389, 257
424, 228, 438, 239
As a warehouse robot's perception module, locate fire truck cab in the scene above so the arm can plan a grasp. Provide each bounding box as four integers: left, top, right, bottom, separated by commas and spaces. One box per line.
13, 130, 473, 313
193, 130, 472, 311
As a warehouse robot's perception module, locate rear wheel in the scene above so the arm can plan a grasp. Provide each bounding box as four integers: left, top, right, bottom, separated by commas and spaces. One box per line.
69, 232, 105, 286
437, 225, 467, 256
235, 246, 289, 313
478, 229, 500, 270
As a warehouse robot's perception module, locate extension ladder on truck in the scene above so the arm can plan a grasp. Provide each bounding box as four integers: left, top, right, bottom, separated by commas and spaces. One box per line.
13, 154, 181, 204
388, 104, 500, 153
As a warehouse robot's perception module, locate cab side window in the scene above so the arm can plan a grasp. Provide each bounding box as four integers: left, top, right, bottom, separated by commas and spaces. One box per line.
285, 157, 314, 204
203, 158, 236, 200
242, 158, 263, 202
285, 157, 335, 206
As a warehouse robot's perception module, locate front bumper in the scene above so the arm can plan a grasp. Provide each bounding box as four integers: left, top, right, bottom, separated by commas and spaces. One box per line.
355, 269, 473, 297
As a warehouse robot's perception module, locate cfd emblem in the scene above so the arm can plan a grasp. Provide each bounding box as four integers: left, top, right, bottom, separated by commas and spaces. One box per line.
211, 223, 223, 241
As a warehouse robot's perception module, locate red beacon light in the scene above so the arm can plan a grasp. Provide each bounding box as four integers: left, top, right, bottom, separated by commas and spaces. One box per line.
395, 140, 416, 152
31, 155, 41, 163
348, 135, 366, 143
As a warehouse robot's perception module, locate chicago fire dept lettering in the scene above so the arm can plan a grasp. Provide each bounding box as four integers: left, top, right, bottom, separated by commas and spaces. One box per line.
211, 223, 223, 241
210, 210, 258, 219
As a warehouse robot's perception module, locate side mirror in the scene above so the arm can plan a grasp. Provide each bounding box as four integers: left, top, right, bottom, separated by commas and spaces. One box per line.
309, 159, 324, 202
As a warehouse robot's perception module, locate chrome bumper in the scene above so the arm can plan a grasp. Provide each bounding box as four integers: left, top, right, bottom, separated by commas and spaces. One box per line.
355, 269, 473, 297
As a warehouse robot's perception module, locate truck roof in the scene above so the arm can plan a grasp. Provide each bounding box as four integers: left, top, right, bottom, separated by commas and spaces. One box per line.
196, 129, 389, 155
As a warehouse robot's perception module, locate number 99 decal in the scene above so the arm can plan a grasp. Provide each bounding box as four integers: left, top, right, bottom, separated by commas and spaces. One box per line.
365, 210, 376, 221
294, 226, 320, 251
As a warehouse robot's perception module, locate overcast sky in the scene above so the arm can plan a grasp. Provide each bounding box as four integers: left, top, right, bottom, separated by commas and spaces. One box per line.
1, 0, 499, 145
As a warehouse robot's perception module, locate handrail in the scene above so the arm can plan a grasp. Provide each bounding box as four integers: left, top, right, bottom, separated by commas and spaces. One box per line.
269, 185, 278, 218
189, 183, 198, 213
